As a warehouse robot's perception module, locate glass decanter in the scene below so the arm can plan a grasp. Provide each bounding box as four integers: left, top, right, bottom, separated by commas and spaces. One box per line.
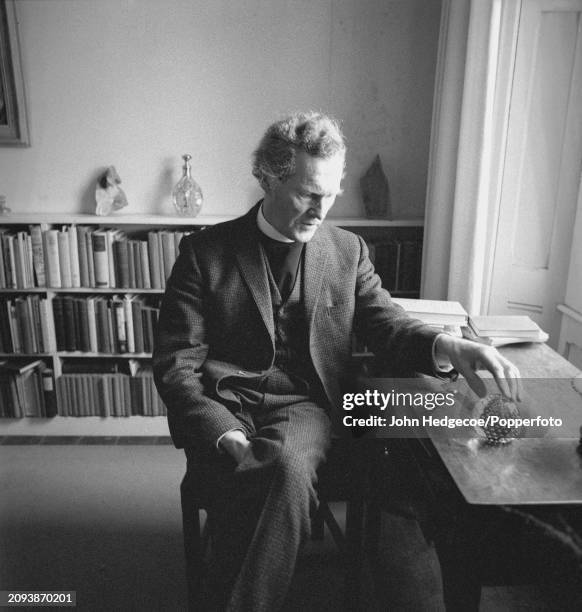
172, 154, 203, 217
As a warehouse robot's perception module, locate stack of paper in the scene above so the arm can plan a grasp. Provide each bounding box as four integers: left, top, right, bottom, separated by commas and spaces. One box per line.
392, 298, 468, 335
467, 315, 548, 346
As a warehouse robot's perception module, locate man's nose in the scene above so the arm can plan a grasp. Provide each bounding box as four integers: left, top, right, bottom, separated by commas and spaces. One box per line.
309, 198, 324, 217
309, 205, 323, 220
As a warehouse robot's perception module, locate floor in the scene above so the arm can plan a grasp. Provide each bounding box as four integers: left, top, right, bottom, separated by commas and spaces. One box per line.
0, 439, 574, 611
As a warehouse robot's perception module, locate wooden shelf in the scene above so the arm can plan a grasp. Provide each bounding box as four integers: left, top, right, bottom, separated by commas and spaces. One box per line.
0, 353, 52, 358
0, 416, 169, 437
0, 287, 165, 294
0, 213, 235, 226
56, 352, 152, 358
0, 212, 423, 228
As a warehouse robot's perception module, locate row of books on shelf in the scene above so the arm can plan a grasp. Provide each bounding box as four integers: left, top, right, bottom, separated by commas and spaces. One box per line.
0, 360, 56, 418
0, 224, 197, 290
0, 359, 165, 418
57, 367, 165, 417
367, 237, 422, 293
0, 295, 160, 355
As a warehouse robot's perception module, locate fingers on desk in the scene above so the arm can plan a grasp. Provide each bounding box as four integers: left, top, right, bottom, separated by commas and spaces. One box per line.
477, 349, 522, 402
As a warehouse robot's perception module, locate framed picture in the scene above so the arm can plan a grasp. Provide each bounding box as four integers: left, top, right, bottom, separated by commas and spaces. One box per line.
0, 0, 29, 146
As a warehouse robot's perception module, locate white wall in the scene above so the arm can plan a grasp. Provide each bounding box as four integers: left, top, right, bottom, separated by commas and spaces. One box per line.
0, 0, 440, 219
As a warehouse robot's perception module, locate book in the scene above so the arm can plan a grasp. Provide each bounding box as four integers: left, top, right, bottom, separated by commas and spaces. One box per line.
86, 228, 96, 287
55, 374, 66, 416
0, 299, 14, 352
469, 315, 543, 338
3, 234, 17, 289
7, 300, 22, 353
42, 229, 61, 287
76, 225, 90, 287
123, 295, 136, 353
464, 328, 549, 347
14, 232, 27, 289
29, 225, 47, 287
39, 297, 57, 352
148, 231, 162, 289
392, 298, 468, 327
67, 225, 81, 288
41, 367, 57, 417
57, 229, 72, 288
15, 298, 36, 354
0, 229, 8, 288
132, 241, 143, 288
107, 229, 126, 288
139, 240, 151, 289
19, 232, 32, 287
95, 297, 111, 353
111, 296, 127, 353
142, 306, 156, 353
52, 297, 66, 350
86, 296, 98, 352
112, 239, 130, 288
132, 298, 145, 354
76, 297, 91, 352
27, 295, 43, 353
127, 240, 136, 288
92, 230, 109, 287
62, 296, 78, 351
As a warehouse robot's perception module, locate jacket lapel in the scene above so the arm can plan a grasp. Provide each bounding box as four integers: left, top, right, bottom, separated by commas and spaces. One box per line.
230, 203, 330, 343
231, 205, 275, 341
304, 226, 329, 333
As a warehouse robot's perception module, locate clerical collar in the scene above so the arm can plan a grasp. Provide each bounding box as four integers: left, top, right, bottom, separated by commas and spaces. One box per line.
257, 202, 295, 243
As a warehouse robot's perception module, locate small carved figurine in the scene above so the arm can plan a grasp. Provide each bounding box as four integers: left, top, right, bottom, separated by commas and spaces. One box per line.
95, 166, 128, 216
360, 154, 391, 219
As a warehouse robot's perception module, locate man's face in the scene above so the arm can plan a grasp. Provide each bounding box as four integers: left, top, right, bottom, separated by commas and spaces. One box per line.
262, 151, 344, 242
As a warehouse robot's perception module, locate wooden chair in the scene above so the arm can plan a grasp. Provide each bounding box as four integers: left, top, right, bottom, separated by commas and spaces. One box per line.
180, 436, 372, 611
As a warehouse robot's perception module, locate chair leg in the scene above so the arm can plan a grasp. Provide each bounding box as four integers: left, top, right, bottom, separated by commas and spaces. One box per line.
181, 493, 203, 610
311, 503, 325, 541
319, 500, 346, 553
344, 497, 365, 611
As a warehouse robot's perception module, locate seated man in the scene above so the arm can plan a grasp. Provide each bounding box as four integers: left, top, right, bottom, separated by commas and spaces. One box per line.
153, 111, 521, 611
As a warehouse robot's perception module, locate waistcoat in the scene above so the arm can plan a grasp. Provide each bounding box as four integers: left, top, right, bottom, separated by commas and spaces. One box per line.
262, 246, 324, 399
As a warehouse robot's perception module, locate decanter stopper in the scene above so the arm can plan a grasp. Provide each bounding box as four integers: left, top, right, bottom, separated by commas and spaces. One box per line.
172, 154, 203, 217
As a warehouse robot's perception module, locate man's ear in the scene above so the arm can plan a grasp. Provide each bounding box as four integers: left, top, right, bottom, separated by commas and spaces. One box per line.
264, 175, 281, 194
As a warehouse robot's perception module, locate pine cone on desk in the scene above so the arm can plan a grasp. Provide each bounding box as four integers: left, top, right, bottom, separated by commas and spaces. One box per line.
480, 394, 520, 445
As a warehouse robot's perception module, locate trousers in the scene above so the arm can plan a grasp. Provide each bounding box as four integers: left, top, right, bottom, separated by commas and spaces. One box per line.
184, 368, 332, 611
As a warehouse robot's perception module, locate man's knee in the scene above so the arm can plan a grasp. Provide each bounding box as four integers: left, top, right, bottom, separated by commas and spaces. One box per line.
271, 446, 320, 494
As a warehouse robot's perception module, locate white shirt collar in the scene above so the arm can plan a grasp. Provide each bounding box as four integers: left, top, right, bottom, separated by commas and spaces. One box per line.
257, 202, 295, 243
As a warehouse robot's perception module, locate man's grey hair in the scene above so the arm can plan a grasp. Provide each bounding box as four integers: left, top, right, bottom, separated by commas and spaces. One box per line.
252, 111, 346, 192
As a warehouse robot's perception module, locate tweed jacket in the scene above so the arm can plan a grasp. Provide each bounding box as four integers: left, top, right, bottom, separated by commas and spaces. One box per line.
153, 203, 442, 449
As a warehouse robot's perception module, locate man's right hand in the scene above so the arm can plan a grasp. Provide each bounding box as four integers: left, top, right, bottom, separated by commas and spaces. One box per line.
219, 429, 252, 464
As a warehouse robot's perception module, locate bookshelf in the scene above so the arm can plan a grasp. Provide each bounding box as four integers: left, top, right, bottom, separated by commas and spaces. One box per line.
0, 213, 423, 436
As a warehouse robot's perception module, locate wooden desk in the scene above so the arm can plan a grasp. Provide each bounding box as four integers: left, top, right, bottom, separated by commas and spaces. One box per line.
361, 343, 582, 609
363, 343, 582, 505
427, 343, 582, 505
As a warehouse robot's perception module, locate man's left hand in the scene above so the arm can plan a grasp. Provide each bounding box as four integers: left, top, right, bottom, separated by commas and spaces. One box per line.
435, 334, 522, 401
